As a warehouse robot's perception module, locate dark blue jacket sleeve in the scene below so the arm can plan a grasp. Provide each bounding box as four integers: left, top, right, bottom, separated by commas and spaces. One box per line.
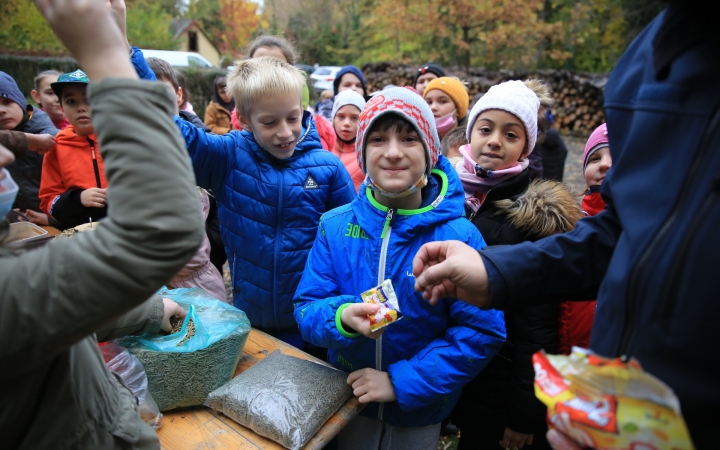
482, 198, 622, 311
130, 47, 157, 81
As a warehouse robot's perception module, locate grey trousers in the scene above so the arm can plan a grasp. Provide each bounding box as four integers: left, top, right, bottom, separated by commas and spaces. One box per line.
338, 415, 441, 450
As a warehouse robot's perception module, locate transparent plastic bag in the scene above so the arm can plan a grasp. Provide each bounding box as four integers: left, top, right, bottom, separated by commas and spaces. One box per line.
206, 351, 353, 450
117, 288, 251, 410
100, 343, 163, 429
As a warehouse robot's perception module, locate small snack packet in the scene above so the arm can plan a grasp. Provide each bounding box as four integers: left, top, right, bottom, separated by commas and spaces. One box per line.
361, 279, 403, 332
533, 347, 695, 450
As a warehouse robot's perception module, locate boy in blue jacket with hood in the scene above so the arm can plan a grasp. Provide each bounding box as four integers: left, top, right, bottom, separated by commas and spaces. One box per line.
294, 87, 505, 450
174, 57, 355, 347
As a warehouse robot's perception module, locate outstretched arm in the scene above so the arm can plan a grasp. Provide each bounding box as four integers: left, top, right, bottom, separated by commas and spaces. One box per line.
0, 0, 203, 375
414, 204, 621, 311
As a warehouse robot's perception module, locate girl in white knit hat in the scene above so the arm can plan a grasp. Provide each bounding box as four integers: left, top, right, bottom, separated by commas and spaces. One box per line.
331, 90, 366, 191
453, 80, 580, 450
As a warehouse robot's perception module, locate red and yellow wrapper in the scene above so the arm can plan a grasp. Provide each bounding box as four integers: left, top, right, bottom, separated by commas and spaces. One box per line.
533, 348, 694, 450
361, 279, 403, 332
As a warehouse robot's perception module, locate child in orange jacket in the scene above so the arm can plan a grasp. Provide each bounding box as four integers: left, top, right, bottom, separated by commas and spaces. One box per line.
39, 70, 107, 230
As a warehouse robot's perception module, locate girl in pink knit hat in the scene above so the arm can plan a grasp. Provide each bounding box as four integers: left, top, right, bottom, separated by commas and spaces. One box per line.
581, 123, 612, 216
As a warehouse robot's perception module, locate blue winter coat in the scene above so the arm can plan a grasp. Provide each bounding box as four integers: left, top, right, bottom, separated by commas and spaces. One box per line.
294, 155, 506, 427
481, 11, 720, 445
176, 113, 355, 331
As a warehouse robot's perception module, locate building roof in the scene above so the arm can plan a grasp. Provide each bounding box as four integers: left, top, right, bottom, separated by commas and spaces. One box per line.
170, 19, 196, 41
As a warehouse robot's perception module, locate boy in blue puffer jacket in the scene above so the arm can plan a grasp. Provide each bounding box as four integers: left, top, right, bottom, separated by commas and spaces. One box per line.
174, 57, 355, 347
293, 87, 506, 450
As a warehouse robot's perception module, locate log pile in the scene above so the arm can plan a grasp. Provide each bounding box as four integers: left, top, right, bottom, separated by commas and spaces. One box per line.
360, 62, 608, 136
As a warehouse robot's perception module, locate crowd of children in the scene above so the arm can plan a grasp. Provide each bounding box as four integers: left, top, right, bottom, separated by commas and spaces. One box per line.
0, 5, 615, 448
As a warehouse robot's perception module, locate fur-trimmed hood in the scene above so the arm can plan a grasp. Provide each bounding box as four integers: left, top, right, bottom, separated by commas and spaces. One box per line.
494, 179, 582, 239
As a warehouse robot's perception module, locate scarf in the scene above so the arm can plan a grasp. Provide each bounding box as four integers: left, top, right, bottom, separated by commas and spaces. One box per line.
456, 144, 528, 213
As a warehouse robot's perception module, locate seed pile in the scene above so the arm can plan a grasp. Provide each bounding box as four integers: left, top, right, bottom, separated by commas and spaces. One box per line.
54, 228, 79, 239
125, 331, 248, 411
169, 315, 183, 334
206, 351, 352, 450
176, 318, 195, 346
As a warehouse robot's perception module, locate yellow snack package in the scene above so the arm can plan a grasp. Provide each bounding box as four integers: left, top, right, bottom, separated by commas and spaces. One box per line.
361, 279, 402, 332
533, 348, 694, 450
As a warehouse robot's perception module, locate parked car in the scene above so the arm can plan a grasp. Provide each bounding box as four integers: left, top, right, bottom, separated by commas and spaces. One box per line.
309, 66, 342, 94
140, 49, 216, 68
295, 64, 316, 76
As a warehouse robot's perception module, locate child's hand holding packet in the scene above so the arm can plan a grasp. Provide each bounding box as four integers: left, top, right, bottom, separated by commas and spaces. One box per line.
361, 280, 403, 332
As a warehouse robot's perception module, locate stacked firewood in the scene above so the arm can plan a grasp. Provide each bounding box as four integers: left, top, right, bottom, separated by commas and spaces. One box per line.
361, 62, 608, 136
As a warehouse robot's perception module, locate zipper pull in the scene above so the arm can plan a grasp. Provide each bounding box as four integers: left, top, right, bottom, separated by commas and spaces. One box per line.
381, 208, 394, 239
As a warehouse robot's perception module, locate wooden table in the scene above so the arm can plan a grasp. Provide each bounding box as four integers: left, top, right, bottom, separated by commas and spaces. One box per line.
40, 225, 61, 236
157, 329, 364, 449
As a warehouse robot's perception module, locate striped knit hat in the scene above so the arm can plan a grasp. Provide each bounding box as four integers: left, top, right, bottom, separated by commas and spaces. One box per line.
356, 86, 441, 177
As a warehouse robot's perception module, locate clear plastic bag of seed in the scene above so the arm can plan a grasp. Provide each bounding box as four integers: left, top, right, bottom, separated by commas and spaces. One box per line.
100, 342, 163, 429
361, 279, 403, 332
206, 350, 353, 450
117, 287, 251, 410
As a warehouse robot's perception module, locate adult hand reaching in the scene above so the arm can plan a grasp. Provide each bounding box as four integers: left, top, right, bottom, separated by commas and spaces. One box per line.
412, 240, 491, 307
161, 298, 187, 333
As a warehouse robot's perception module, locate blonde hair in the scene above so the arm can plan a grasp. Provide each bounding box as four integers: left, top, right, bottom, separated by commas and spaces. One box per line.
227, 56, 305, 117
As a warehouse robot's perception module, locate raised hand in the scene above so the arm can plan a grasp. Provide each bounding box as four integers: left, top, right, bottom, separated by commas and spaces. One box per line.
33, 0, 136, 82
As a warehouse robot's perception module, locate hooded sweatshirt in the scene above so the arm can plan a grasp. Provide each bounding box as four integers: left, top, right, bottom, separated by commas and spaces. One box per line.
39, 125, 108, 228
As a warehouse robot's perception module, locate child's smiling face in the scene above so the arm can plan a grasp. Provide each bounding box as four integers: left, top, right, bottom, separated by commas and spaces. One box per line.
238, 92, 303, 160
365, 123, 426, 198
60, 84, 94, 136
469, 109, 527, 171
33, 75, 63, 121
0, 98, 24, 130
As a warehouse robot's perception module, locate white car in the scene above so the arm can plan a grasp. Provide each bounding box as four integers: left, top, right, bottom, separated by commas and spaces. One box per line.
309, 66, 342, 94
140, 49, 215, 68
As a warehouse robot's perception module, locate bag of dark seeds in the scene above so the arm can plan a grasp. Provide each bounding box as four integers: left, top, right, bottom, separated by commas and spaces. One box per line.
117, 288, 251, 411
205, 351, 353, 450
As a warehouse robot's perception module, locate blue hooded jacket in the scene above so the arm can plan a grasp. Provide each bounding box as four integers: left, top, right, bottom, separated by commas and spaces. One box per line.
294, 155, 506, 427
175, 112, 355, 331
480, 10, 720, 445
